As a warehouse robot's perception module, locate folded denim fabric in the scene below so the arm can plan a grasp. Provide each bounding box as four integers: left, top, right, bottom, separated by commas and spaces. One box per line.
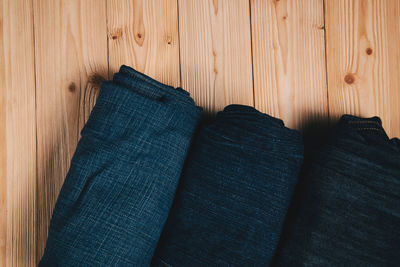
274, 115, 400, 266
152, 105, 304, 266
39, 66, 201, 266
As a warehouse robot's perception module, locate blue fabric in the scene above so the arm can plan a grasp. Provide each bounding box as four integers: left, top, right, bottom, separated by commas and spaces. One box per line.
39, 66, 201, 266
274, 115, 400, 266
152, 105, 304, 266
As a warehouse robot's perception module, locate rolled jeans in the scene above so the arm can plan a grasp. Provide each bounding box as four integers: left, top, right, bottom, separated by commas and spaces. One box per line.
39, 66, 201, 266
274, 115, 400, 266
152, 105, 304, 266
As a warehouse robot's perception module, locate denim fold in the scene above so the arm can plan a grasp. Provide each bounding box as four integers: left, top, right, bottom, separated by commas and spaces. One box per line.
274, 115, 400, 267
39, 66, 201, 266
152, 105, 304, 266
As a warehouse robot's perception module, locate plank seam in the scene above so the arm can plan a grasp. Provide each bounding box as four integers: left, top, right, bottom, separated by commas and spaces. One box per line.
31, 0, 39, 261
106, 0, 110, 79
323, 0, 330, 121
248, 0, 256, 108
177, 0, 183, 88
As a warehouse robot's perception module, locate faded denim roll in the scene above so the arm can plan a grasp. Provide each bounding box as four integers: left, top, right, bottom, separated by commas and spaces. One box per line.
152, 105, 304, 266
274, 115, 400, 266
39, 66, 201, 266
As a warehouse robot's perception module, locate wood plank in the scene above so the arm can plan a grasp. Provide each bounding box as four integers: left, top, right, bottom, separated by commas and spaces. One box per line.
0, 0, 37, 265
250, 0, 328, 129
325, 0, 400, 137
178, 0, 254, 112
33, 0, 108, 261
107, 0, 180, 87
0, 2, 6, 265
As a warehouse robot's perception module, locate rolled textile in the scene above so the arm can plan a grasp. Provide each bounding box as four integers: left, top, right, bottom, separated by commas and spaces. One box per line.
274, 115, 400, 266
152, 105, 304, 266
39, 65, 201, 266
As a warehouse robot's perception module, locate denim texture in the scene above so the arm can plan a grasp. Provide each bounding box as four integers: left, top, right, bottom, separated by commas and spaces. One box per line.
152, 105, 304, 266
274, 115, 400, 267
39, 66, 201, 266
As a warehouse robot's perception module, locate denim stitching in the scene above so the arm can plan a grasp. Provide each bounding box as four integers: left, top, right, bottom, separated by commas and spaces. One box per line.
348, 121, 381, 126
356, 128, 385, 132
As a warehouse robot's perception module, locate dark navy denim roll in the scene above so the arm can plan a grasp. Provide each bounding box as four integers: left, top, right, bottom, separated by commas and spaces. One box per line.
274, 115, 400, 266
152, 105, 304, 266
39, 66, 201, 266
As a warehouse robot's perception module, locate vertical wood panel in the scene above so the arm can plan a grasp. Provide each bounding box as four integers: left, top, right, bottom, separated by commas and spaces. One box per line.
1, 0, 399, 265
0, 2, 6, 265
33, 0, 108, 260
107, 0, 180, 87
251, 0, 328, 129
0, 0, 37, 265
178, 0, 254, 112
325, 0, 400, 137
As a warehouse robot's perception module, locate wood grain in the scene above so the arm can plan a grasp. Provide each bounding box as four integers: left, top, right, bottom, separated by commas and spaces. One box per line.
178, 0, 254, 112
33, 0, 108, 260
325, 0, 400, 137
250, 0, 328, 129
1, 0, 400, 265
0, 0, 37, 265
107, 0, 180, 87
0, 2, 6, 265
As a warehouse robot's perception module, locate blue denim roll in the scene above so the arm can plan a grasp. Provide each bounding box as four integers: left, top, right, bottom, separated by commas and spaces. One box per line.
152, 105, 304, 266
39, 66, 201, 266
274, 115, 400, 266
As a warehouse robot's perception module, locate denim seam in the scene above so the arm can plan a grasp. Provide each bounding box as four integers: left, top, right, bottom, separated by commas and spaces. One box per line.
118, 66, 193, 104
100, 82, 200, 118
356, 128, 386, 132
347, 120, 381, 125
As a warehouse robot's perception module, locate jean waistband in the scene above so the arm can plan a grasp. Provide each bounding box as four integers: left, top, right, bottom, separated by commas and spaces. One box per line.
339, 115, 400, 152
113, 65, 198, 111
217, 105, 284, 126
213, 105, 302, 142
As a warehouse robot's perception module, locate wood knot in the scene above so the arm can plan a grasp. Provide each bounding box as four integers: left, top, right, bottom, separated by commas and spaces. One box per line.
88, 74, 105, 90
68, 82, 76, 92
134, 32, 145, 46
110, 28, 122, 40
283, 15, 287, 20
366, 48, 373, 55
344, 74, 355, 84
165, 35, 172, 45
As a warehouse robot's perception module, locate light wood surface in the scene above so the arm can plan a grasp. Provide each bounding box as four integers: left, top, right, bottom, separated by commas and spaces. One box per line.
1, 0, 400, 265
251, 0, 328, 129
107, 0, 181, 87
325, 0, 400, 137
178, 0, 254, 112
33, 0, 108, 261
1, 0, 37, 266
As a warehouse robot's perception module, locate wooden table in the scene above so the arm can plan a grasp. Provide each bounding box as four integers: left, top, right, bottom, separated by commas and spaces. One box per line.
1, 0, 399, 266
